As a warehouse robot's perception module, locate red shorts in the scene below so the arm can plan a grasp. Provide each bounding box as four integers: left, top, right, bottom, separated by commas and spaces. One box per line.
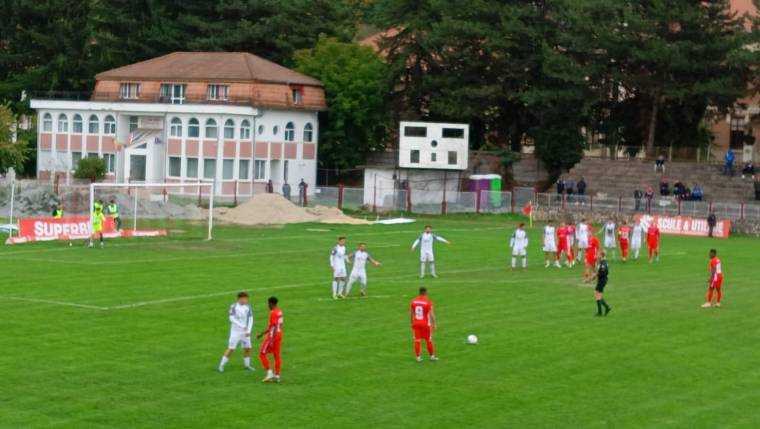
709, 275, 724, 289
260, 334, 282, 355
412, 325, 432, 341
585, 252, 597, 266
647, 239, 658, 249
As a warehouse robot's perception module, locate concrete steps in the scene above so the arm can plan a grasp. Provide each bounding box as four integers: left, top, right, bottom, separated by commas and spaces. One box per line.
561, 159, 754, 202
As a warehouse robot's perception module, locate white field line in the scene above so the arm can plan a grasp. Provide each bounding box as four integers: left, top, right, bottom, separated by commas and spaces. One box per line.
315, 294, 397, 302
0, 296, 109, 311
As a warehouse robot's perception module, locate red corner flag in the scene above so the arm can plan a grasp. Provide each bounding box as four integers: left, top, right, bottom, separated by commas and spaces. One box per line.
522, 201, 532, 216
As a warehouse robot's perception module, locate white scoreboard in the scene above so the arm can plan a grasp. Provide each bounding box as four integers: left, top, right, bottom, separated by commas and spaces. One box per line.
398, 121, 469, 170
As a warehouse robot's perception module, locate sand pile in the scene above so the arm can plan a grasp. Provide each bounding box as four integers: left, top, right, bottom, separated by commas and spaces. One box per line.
216, 193, 370, 225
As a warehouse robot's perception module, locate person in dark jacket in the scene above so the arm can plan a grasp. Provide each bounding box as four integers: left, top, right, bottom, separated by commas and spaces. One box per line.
633, 189, 643, 211
577, 178, 587, 196
707, 213, 717, 238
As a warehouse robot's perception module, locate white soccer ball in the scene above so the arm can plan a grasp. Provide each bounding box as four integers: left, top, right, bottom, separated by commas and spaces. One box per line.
467, 334, 478, 345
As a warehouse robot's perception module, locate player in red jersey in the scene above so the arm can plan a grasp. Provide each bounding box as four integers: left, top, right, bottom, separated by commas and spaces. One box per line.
410, 287, 438, 362
257, 296, 283, 383
566, 223, 576, 266
584, 232, 600, 282
557, 222, 570, 267
646, 222, 660, 263
618, 220, 631, 262
702, 249, 724, 308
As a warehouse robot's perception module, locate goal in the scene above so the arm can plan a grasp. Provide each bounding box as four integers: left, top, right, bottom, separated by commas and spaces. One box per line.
88, 182, 216, 241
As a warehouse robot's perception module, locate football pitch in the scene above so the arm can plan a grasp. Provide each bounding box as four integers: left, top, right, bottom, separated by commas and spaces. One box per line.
2, 215, 759, 428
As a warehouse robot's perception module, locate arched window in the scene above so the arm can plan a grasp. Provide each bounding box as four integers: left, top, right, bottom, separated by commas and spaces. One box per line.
42, 113, 53, 132
272, 125, 279, 136
88, 115, 99, 134
284, 122, 295, 141
104, 115, 116, 134
240, 120, 251, 140
188, 118, 200, 138
170, 117, 182, 137
303, 123, 313, 142
258, 124, 265, 136
205, 118, 218, 139
57, 114, 69, 133
224, 119, 235, 139
72, 114, 83, 133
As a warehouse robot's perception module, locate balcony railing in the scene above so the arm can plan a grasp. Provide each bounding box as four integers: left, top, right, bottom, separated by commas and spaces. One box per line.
29, 91, 325, 110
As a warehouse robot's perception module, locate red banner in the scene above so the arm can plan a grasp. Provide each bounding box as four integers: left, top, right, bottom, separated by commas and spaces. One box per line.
5, 216, 167, 245
634, 214, 730, 238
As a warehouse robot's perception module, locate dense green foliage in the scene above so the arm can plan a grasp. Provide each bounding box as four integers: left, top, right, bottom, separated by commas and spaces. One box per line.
295, 37, 390, 170
1, 216, 759, 426
0, 104, 30, 174
73, 156, 106, 182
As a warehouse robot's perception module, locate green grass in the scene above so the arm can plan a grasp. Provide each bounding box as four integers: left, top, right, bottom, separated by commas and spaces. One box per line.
1, 215, 760, 428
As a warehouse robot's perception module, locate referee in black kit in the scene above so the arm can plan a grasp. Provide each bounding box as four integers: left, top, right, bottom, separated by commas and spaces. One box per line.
590, 250, 612, 316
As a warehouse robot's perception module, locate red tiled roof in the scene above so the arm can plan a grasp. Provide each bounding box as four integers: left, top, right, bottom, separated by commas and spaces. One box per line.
95, 52, 323, 86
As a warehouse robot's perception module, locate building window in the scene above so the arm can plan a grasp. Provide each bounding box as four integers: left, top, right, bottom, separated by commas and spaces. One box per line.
119, 83, 140, 99
284, 122, 295, 141
431, 152, 437, 162
72, 114, 83, 133
410, 150, 420, 164
188, 118, 199, 138
292, 88, 303, 105
87, 152, 98, 159
303, 123, 313, 142
104, 115, 116, 134
88, 115, 99, 134
103, 153, 115, 173
57, 114, 69, 133
128, 116, 139, 133
224, 119, 235, 139
254, 160, 266, 180
203, 158, 216, 179
239, 159, 250, 180
160, 83, 186, 104
186, 157, 198, 178
448, 151, 458, 165
72, 152, 82, 169
404, 126, 427, 137
42, 113, 53, 132
168, 156, 181, 177
208, 84, 229, 101
222, 159, 234, 180
240, 120, 251, 140
442, 128, 465, 138
258, 125, 265, 135
273, 125, 279, 136
170, 118, 182, 137
205, 118, 218, 139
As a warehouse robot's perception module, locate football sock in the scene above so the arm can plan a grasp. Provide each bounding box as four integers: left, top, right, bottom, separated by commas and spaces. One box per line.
426, 340, 435, 356
596, 300, 603, 315
706, 289, 713, 303
274, 353, 282, 374
331, 281, 337, 297
219, 355, 229, 368
420, 263, 426, 277
716, 289, 722, 303
522, 257, 527, 268
600, 299, 610, 310
511, 257, 516, 268
259, 353, 270, 370
414, 340, 422, 357
338, 281, 346, 295
344, 281, 352, 296
430, 263, 437, 276
244, 357, 251, 367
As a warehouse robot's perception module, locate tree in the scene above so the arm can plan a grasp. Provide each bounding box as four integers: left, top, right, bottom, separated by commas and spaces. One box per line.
73, 157, 106, 182
294, 37, 391, 170
0, 104, 30, 175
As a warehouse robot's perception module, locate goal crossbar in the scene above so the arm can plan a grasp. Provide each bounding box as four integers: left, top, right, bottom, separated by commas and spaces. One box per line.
89, 182, 216, 240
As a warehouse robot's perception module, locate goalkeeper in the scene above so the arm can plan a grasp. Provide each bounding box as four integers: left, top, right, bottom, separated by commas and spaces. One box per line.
89, 205, 106, 248
107, 198, 121, 231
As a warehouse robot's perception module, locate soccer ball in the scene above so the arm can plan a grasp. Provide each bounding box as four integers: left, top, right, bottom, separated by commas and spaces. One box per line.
466, 334, 478, 345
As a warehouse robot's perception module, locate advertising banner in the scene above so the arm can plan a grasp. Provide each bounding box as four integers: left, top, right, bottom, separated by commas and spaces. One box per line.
635, 214, 730, 238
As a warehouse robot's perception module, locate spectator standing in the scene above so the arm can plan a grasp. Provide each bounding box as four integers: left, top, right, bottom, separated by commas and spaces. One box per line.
266, 180, 274, 193
692, 184, 703, 201
742, 161, 755, 179
644, 186, 655, 211
633, 188, 643, 211
556, 179, 565, 195
723, 149, 735, 176
577, 177, 587, 196
755, 177, 760, 201
654, 154, 666, 173
282, 182, 291, 201
659, 179, 670, 196
298, 179, 307, 206
707, 213, 717, 238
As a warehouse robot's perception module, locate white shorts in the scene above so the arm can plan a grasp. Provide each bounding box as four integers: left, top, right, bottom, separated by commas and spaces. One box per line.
604, 237, 615, 248
578, 237, 589, 249
349, 271, 367, 285
567, 236, 574, 247
333, 265, 347, 278
228, 330, 252, 349
631, 238, 642, 249
420, 252, 435, 262
512, 246, 527, 256
543, 241, 557, 252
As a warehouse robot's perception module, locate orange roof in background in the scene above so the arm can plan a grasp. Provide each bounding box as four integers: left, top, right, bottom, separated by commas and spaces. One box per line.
95, 52, 323, 86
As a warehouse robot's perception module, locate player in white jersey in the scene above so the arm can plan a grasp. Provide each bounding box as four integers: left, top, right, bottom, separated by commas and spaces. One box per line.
630, 219, 644, 260
345, 243, 382, 297
602, 220, 617, 260
330, 236, 348, 299
543, 220, 561, 268
576, 219, 590, 261
411, 225, 451, 278
510, 223, 529, 269
218, 291, 254, 372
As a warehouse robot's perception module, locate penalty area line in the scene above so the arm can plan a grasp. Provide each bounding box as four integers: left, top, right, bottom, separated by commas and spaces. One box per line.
0, 296, 109, 311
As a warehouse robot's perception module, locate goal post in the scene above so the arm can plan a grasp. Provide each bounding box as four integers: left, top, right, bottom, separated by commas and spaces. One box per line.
89, 181, 216, 241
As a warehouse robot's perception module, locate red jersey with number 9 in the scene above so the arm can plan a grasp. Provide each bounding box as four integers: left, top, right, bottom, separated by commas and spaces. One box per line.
410, 296, 433, 328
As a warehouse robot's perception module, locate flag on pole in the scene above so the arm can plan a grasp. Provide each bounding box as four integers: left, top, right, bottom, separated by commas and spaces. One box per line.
522, 201, 533, 227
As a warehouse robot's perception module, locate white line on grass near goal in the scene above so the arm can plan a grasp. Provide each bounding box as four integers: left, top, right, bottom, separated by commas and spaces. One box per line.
0, 296, 109, 311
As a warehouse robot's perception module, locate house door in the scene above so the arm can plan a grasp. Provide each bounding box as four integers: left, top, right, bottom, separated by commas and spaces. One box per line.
129, 154, 147, 181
